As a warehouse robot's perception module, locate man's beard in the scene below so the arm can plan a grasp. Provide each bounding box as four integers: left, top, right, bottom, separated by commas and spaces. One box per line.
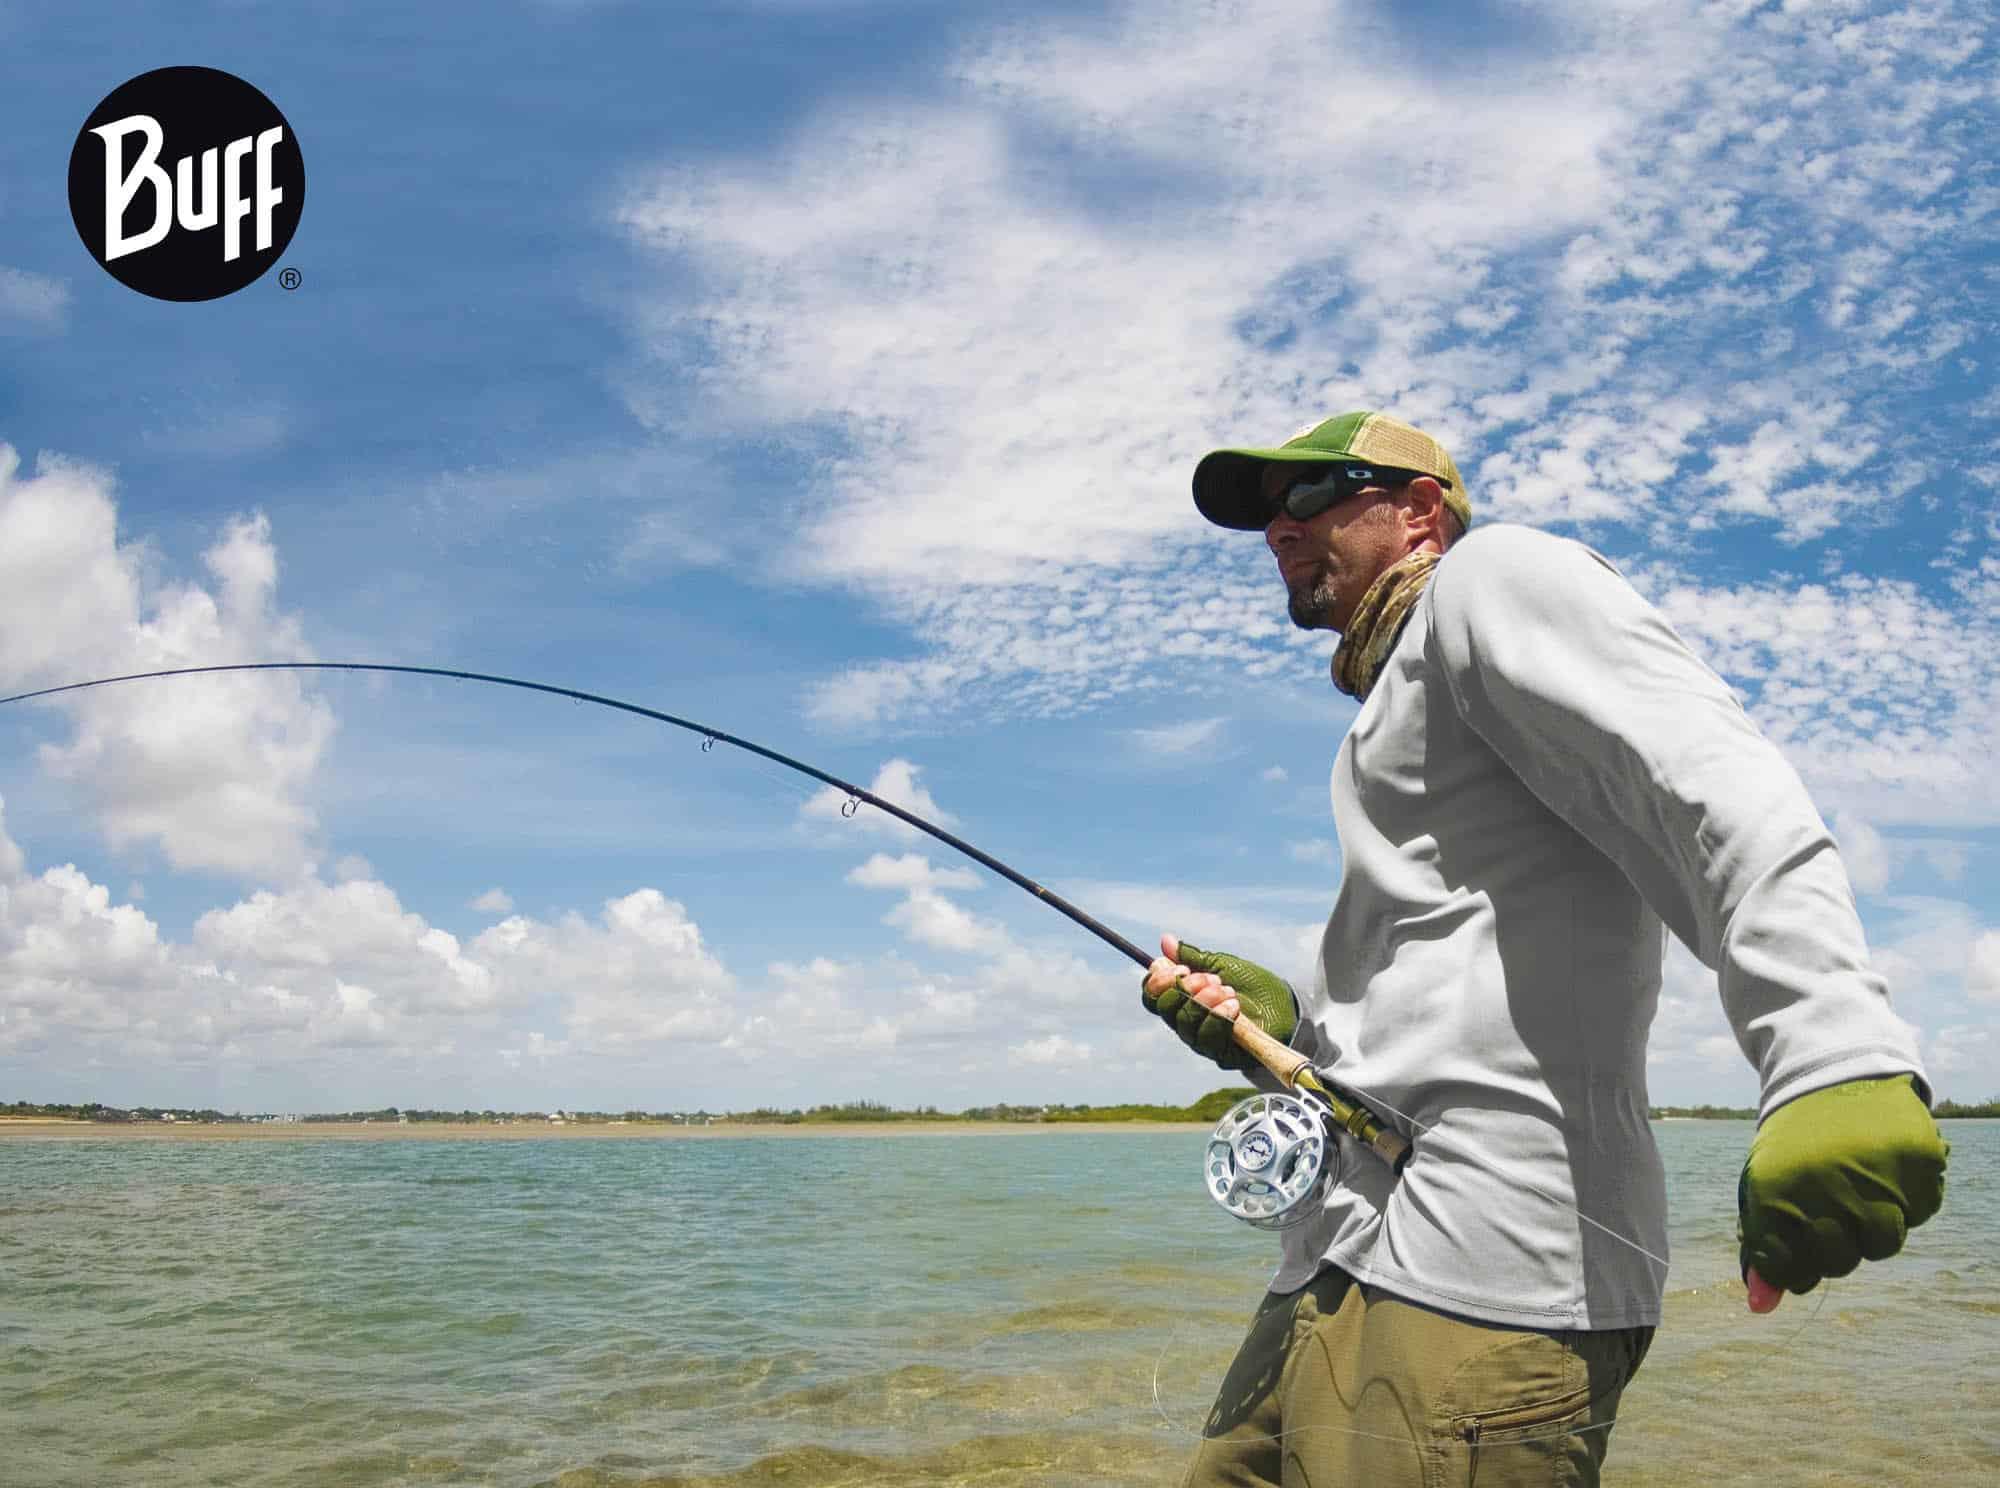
1286, 567, 1339, 631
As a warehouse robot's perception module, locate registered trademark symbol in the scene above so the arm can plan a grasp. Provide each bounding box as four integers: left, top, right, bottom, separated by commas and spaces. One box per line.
279, 267, 301, 291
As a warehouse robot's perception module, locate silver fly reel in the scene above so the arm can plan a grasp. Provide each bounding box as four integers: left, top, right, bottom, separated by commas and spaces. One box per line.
1205, 1089, 1342, 1230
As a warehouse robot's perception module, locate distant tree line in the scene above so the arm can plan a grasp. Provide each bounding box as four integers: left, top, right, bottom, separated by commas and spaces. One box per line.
0, 1100, 722, 1125
0, 1093, 1266, 1125
8, 1092, 1999, 1124
729, 1090, 1264, 1124
1932, 1097, 2000, 1118
1, 1100, 236, 1123
293, 1107, 727, 1124
1650, 1104, 1760, 1119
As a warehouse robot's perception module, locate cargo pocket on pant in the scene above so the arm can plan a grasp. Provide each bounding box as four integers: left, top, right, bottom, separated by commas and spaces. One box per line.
1444, 1335, 1641, 1488
1451, 1379, 1596, 1449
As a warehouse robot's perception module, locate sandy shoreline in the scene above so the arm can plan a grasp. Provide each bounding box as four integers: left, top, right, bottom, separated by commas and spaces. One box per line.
0, 1118, 1214, 1142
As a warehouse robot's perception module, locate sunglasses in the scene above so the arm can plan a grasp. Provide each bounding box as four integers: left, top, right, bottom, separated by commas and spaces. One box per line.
1272, 464, 1446, 522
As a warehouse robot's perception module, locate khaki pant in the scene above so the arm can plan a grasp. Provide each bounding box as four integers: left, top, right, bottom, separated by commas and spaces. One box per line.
1181, 1266, 1652, 1488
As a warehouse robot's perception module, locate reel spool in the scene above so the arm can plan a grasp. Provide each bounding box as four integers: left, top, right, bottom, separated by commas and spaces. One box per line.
1205, 1090, 1342, 1230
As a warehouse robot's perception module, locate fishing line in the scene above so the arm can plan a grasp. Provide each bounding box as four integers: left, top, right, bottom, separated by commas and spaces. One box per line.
3, 661, 1835, 1453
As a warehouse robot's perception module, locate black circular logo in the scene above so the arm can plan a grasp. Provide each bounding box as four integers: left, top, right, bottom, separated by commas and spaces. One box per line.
69, 67, 305, 303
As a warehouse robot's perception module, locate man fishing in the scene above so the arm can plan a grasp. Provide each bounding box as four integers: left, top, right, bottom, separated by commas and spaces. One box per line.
1143, 410, 1948, 1488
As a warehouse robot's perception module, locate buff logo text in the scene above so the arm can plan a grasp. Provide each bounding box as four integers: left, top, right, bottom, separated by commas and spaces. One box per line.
92, 116, 287, 264
69, 67, 306, 302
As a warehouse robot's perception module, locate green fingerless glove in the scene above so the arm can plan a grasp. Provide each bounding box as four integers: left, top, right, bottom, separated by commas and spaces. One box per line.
1141, 940, 1299, 1076
1738, 1075, 1948, 1295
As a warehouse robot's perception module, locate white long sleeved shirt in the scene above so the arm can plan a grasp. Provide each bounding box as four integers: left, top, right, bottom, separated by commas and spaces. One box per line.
1274, 523, 1927, 1329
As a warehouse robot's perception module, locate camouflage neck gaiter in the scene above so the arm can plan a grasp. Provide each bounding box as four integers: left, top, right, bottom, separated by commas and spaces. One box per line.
1330, 550, 1442, 701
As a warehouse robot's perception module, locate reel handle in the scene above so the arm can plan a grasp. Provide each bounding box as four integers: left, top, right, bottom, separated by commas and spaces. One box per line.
1228, 1013, 1413, 1171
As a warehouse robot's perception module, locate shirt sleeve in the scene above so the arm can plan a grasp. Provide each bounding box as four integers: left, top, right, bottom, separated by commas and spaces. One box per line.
1424, 525, 1929, 1117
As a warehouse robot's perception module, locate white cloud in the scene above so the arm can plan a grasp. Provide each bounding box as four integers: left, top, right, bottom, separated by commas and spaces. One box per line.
738, 958, 903, 1059
1855, 899, 2000, 1049
0, 448, 332, 878
1694, 1034, 1744, 1068
806, 578, 1297, 728
1129, 716, 1226, 758
416, 444, 732, 574
0, 795, 740, 1075
1926, 1024, 1993, 1085
845, 852, 979, 893
1010, 1033, 1092, 1067
328, 983, 391, 1046
1919, 842, 1970, 883
1058, 877, 1335, 991
195, 877, 505, 1019
711, 898, 1150, 1080
916, 981, 977, 1026
471, 888, 515, 914
1831, 813, 1891, 896
1969, 930, 2000, 1005
1643, 932, 1741, 1077
799, 757, 955, 838
474, 889, 734, 1048
0, 267, 69, 333
1826, 817, 1981, 898
0, 448, 150, 683
846, 853, 1006, 954
0, 762, 1241, 1099
614, 0, 1989, 755
140, 401, 292, 460
882, 887, 1007, 954
1632, 566, 2000, 829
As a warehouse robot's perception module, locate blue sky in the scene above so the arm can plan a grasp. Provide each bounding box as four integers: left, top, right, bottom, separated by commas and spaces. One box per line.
1, 0, 1994, 1114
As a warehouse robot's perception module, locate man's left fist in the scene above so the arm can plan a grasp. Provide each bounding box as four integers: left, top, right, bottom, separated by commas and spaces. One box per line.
1738, 1075, 1948, 1297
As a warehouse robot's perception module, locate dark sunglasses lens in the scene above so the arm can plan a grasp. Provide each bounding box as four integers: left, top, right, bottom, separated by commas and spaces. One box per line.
1280, 475, 1345, 521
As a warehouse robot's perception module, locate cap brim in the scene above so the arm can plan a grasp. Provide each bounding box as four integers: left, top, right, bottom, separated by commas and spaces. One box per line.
1192, 446, 1348, 530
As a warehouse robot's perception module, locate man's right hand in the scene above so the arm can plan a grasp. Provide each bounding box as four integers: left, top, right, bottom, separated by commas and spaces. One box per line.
1142, 934, 1299, 1074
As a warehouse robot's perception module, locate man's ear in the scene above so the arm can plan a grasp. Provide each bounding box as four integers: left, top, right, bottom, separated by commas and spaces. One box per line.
1400, 476, 1448, 543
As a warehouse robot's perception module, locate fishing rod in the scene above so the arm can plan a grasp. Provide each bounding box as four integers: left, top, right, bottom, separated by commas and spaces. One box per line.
0, 662, 1411, 1196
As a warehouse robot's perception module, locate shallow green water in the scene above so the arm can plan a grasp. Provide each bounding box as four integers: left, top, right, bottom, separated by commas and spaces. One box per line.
3, 1122, 1995, 1486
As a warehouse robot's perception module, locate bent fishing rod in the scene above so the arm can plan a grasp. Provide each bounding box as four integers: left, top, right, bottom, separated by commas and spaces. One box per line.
0, 661, 1409, 1170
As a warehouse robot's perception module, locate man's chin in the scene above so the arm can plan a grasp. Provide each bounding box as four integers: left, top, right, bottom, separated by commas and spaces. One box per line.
1287, 585, 1336, 631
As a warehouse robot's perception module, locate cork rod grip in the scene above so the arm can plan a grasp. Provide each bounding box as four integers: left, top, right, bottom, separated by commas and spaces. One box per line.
1228, 1012, 1312, 1087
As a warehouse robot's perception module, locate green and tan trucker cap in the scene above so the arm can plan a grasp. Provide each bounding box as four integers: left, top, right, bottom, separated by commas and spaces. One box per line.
1192, 410, 1471, 531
